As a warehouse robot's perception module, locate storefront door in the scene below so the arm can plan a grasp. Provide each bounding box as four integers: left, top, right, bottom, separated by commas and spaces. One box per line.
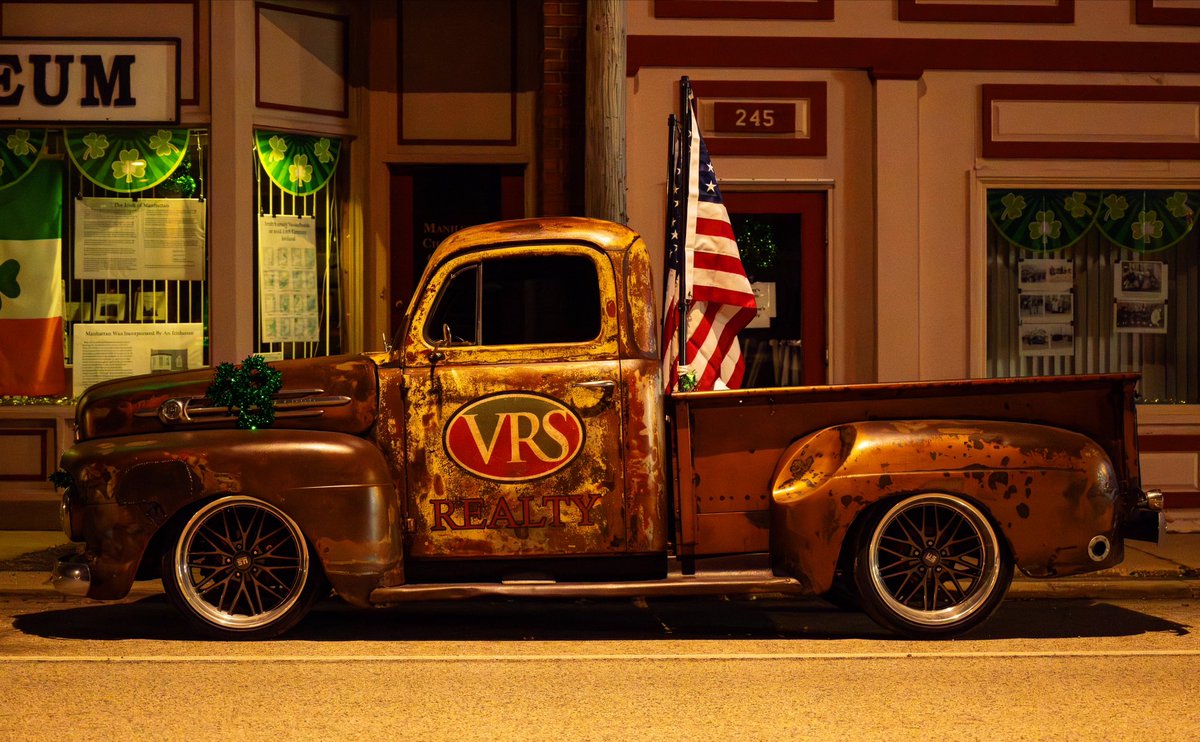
722, 191, 827, 387
389, 165, 524, 331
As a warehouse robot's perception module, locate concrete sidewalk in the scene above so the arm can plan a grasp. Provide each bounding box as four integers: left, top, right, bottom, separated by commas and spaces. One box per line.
5, 516, 1200, 599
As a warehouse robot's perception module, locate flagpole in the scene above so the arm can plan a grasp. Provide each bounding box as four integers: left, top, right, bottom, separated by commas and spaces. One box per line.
664, 111, 678, 294
677, 76, 693, 371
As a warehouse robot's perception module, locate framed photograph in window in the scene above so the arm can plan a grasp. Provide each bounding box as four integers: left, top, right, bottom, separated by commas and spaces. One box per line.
1114, 300, 1168, 334
1019, 259, 1073, 292
1115, 261, 1167, 301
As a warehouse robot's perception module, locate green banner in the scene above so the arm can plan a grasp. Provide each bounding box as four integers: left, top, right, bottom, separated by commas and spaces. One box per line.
1096, 190, 1197, 253
987, 190, 1099, 252
255, 130, 341, 196
0, 129, 46, 191
65, 128, 190, 193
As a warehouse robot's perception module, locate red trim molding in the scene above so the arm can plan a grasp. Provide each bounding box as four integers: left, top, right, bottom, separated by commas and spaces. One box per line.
0, 429, 49, 482
627, 36, 1200, 78
1136, 0, 1200, 27
691, 81, 826, 156
898, 0, 1073, 24
981, 84, 1200, 160
654, 0, 834, 20
1140, 435, 1200, 453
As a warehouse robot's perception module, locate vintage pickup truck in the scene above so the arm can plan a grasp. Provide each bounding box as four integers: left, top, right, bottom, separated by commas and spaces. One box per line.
53, 217, 1163, 639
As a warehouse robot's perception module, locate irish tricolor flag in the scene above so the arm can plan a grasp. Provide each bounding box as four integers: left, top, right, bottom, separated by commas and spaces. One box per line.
0, 159, 65, 396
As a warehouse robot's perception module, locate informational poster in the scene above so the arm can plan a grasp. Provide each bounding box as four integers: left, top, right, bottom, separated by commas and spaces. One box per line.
75, 198, 206, 280
258, 215, 319, 343
72, 323, 204, 397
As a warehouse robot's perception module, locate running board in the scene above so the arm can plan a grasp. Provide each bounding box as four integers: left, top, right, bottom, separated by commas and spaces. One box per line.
369, 570, 806, 604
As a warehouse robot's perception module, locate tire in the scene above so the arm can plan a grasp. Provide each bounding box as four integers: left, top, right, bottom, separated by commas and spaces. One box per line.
852, 493, 1012, 638
162, 495, 324, 639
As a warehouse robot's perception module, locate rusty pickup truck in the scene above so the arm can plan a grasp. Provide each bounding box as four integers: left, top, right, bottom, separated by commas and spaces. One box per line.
52, 217, 1164, 639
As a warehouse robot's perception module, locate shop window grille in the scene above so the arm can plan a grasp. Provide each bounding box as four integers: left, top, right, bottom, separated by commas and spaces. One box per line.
252, 143, 344, 360
58, 129, 210, 371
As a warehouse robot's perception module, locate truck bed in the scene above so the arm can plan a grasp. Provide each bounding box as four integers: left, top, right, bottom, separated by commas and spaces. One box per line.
669, 374, 1141, 557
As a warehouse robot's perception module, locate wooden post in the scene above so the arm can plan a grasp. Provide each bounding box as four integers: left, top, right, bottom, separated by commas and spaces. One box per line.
584, 0, 627, 224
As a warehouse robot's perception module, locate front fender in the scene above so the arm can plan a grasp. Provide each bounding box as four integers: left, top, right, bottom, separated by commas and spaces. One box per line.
62, 429, 401, 606
770, 420, 1121, 593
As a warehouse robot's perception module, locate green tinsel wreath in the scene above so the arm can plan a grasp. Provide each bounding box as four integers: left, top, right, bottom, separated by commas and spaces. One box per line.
206, 355, 284, 430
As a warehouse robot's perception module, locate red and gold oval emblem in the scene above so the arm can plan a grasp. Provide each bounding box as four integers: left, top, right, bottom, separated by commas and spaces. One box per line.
443, 393, 585, 482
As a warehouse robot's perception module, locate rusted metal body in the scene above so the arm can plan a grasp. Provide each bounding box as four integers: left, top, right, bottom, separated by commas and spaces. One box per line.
52, 217, 1154, 638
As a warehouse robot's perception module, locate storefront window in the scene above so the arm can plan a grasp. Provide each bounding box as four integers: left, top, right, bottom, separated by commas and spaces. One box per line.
987, 188, 1199, 404
252, 130, 344, 360
0, 127, 210, 400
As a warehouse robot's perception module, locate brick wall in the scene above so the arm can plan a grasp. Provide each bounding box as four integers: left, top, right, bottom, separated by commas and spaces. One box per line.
541, 0, 586, 216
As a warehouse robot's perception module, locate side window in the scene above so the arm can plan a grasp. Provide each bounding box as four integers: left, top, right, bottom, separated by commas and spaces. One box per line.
482, 254, 601, 345
426, 253, 601, 347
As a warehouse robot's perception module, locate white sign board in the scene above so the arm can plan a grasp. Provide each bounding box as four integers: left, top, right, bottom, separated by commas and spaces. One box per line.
75, 198, 205, 280
258, 214, 320, 344
72, 322, 204, 397
0, 39, 179, 123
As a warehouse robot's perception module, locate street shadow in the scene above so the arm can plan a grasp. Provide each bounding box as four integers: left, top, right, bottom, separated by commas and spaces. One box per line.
12, 593, 1191, 642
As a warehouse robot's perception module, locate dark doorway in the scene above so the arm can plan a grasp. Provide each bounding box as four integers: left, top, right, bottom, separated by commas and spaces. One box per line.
389, 165, 524, 330
723, 191, 827, 387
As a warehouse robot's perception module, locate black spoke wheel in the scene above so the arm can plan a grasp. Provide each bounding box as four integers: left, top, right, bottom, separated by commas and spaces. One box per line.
853, 493, 1012, 638
162, 496, 323, 639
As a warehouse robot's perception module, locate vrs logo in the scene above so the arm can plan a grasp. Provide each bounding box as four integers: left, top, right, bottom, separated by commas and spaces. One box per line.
444, 393, 585, 482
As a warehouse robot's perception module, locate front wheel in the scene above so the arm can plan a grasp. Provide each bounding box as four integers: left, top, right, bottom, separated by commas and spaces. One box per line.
853, 493, 1012, 638
162, 495, 324, 639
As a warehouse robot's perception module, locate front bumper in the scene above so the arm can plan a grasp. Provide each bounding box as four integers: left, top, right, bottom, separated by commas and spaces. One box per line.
51, 555, 92, 597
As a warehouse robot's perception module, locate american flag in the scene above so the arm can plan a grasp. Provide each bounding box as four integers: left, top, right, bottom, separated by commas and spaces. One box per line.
662, 105, 758, 393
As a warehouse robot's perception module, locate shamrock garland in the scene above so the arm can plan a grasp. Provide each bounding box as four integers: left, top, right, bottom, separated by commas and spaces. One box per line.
254, 130, 341, 196
206, 355, 284, 430
989, 189, 1197, 252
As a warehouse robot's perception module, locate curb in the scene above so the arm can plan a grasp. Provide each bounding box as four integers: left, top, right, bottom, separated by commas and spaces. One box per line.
1009, 578, 1200, 599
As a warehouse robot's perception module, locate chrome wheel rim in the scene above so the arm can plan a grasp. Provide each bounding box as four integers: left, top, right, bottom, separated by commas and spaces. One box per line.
868, 494, 1001, 627
175, 497, 309, 631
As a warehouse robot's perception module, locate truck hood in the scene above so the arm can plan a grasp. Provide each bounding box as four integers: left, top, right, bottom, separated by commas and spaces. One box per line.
75, 354, 379, 442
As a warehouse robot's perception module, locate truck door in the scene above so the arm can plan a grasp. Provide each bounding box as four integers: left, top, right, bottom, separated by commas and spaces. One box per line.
401, 244, 626, 559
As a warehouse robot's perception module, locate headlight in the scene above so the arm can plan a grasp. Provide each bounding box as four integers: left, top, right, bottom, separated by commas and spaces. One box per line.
59, 488, 84, 542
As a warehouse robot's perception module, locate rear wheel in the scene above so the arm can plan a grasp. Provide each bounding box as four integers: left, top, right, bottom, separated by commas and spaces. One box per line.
853, 493, 1012, 638
162, 495, 323, 639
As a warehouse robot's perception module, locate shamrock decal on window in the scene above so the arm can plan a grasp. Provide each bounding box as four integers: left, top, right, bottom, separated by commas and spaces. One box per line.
5, 129, 35, 157
0, 259, 21, 312
1028, 210, 1062, 245
1102, 194, 1128, 221
313, 138, 334, 164
268, 136, 288, 163
112, 149, 146, 184
1132, 211, 1164, 243
1064, 191, 1091, 218
1166, 192, 1193, 221
81, 133, 110, 161
1000, 193, 1026, 221
147, 129, 180, 157
288, 154, 312, 188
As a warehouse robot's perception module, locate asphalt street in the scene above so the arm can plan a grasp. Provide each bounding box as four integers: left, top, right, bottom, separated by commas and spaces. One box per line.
2, 589, 1198, 740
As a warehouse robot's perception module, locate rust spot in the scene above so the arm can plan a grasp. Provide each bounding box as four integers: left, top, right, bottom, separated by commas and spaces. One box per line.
987, 472, 1009, 490
1016, 503, 1030, 519
877, 474, 893, 490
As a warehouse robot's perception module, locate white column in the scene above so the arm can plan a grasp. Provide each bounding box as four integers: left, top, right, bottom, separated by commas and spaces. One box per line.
207, 0, 257, 364
874, 78, 921, 382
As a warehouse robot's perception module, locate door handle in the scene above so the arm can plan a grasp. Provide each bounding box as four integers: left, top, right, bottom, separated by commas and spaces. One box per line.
574, 380, 615, 389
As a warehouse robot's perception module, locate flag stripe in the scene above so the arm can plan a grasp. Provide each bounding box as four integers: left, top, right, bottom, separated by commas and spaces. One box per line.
0, 317, 65, 395
695, 216, 735, 242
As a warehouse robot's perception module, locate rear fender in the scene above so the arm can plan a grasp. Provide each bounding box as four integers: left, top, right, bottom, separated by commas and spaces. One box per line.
770, 420, 1121, 594
63, 429, 402, 606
